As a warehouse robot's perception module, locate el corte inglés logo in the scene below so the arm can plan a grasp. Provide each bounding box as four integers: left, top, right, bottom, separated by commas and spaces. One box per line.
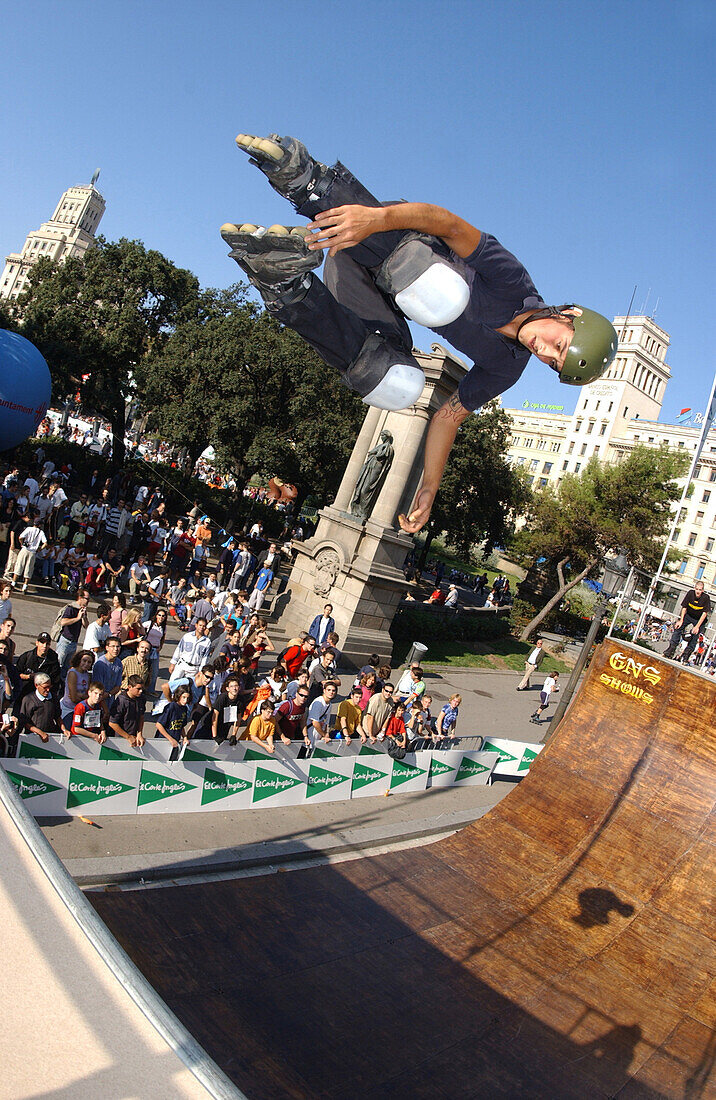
390, 760, 427, 790
100, 743, 140, 762
252, 766, 302, 803
138, 768, 197, 806
429, 758, 455, 778
202, 766, 252, 806
18, 741, 66, 760
518, 746, 540, 772
67, 767, 135, 808
306, 764, 348, 798
455, 757, 490, 782
351, 763, 387, 791
7, 770, 61, 800
482, 740, 517, 764
599, 651, 662, 705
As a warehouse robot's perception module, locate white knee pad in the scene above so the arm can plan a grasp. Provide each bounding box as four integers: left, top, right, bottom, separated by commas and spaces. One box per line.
376, 233, 470, 328
344, 332, 425, 411
395, 264, 470, 327
362, 362, 425, 411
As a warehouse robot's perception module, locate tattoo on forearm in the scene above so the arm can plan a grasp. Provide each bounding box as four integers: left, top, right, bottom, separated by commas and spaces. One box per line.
437, 393, 470, 425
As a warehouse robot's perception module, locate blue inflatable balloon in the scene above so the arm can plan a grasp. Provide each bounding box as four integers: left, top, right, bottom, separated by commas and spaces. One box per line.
0, 329, 52, 451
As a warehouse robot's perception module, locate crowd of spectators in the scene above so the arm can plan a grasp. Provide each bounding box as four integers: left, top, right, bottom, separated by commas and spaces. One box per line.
0, 451, 467, 759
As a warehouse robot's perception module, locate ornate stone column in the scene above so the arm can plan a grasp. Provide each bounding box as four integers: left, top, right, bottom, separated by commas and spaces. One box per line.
272, 344, 468, 665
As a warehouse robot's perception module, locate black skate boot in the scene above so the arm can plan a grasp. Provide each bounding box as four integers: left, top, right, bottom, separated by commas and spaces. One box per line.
219, 223, 322, 292
235, 133, 332, 208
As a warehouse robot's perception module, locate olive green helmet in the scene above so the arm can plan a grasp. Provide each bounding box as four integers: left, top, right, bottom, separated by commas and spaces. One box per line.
559, 306, 618, 386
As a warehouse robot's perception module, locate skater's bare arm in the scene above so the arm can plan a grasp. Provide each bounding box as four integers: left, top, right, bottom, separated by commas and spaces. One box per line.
307, 204, 481, 258
399, 394, 471, 534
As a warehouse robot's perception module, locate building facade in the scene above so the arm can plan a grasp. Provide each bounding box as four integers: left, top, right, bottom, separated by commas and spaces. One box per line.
504, 314, 716, 588
1, 177, 106, 301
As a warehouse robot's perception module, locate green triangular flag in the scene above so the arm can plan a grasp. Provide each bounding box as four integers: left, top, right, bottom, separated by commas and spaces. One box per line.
252, 765, 303, 803
66, 767, 135, 808
7, 770, 62, 801
306, 763, 349, 798
390, 759, 427, 789
202, 766, 252, 806
137, 767, 197, 806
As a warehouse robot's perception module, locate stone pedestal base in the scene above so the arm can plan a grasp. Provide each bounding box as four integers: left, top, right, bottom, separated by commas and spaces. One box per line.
273, 506, 413, 667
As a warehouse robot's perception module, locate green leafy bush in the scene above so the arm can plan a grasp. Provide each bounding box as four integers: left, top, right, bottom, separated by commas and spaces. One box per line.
390, 604, 510, 649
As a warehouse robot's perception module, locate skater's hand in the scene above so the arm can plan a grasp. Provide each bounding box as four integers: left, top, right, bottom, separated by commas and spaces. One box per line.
399, 487, 435, 534
306, 206, 383, 256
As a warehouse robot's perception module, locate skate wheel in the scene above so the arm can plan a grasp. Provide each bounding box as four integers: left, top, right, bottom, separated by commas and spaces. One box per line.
238, 223, 260, 234
255, 137, 283, 160
266, 224, 290, 236
235, 133, 252, 147
290, 226, 309, 238
220, 223, 240, 234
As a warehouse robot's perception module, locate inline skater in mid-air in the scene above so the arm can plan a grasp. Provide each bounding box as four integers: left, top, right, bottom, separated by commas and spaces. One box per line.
221, 133, 617, 534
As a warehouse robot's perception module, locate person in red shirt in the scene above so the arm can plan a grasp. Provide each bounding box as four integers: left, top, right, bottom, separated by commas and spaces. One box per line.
385, 701, 409, 752
281, 636, 317, 678
242, 618, 275, 672
70, 681, 108, 744
274, 686, 310, 744
423, 588, 446, 605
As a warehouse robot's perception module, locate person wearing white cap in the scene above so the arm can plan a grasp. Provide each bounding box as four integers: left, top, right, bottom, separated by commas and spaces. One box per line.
444, 584, 459, 609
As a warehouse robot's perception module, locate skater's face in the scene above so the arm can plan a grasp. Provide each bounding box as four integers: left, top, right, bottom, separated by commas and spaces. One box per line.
518, 314, 578, 371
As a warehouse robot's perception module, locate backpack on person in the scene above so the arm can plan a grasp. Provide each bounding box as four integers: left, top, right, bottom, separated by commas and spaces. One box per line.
387, 738, 406, 761
49, 605, 71, 642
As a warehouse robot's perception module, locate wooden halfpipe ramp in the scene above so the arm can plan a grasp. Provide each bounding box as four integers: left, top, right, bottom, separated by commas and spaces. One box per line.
90, 640, 716, 1098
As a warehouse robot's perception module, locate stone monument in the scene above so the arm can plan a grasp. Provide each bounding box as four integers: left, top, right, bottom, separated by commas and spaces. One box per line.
273, 344, 468, 665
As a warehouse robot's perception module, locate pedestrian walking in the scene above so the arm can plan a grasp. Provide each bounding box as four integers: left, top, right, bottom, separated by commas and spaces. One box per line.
517, 639, 544, 690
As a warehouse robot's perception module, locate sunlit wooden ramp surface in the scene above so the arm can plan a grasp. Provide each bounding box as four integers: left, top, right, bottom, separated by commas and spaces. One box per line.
90, 639, 716, 1099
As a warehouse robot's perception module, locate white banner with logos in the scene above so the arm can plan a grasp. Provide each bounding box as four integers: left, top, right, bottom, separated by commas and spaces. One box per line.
427, 750, 500, 787
480, 738, 543, 778
2, 738, 531, 817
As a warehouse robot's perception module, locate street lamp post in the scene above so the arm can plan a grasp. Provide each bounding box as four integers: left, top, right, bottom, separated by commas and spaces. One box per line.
633, 370, 716, 644
547, 553, 629, 738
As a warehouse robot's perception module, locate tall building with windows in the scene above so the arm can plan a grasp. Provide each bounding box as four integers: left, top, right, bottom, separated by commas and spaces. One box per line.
1, 174, 105, 301
504, 314, 716, 588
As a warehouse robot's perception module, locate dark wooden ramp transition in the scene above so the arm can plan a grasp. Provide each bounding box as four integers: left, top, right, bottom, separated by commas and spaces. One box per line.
90, 639, 716, 1099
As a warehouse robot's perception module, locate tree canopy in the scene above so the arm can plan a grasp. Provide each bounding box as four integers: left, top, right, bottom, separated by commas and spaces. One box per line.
137, 285, 364, 502
16, 237, 199, 464
513, 444, 689, 639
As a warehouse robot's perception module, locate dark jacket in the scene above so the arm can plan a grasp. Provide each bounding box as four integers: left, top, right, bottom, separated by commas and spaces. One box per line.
14, 647, 62, 701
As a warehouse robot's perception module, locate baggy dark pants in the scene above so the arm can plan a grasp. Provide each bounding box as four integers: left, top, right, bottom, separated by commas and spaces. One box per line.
271, 163, 431, 372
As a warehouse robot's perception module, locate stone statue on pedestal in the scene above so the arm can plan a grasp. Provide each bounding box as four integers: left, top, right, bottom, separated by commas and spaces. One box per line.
350, 430, 394, 522
272, 345, 467, 666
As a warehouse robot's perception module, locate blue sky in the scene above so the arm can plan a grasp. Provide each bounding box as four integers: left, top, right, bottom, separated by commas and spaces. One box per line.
2, 0, 714, 423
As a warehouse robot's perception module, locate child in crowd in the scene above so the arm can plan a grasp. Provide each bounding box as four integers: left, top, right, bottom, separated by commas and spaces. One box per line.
531, 673, 559, 724
211, 674, 243, 745
36, 540, 56, 586
51, 540, 69, 588
155, 685, 192, 752
244, 699, 278, 753
70, 680, 108, 745
385, 700, 409, 754
436, 693, 462, 740
406, 697, 429, 744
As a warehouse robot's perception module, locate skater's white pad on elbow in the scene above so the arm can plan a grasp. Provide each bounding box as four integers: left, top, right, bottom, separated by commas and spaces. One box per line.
395, 265, 470, 327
